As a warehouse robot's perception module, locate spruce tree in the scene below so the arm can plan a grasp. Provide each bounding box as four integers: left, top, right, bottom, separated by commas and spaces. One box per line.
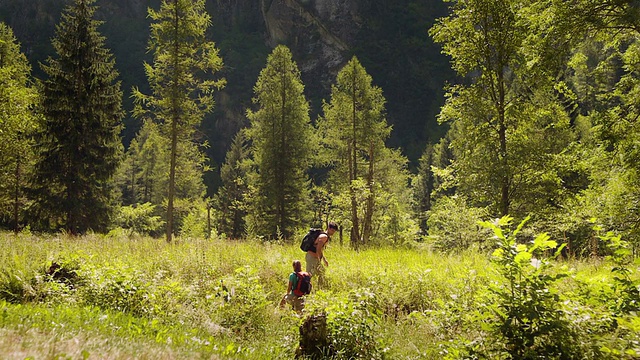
132, 0, 225, 242
245, 45, 313, 239
213, 130, 249, 239
32, 0, 123, 234
0, 23, 39, 232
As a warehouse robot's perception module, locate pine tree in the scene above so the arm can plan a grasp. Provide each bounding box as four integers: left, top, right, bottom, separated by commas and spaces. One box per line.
214, 130, 249, 239
0, 23, 39, 232
245, 45, 313, 239
132, 0, 225, 242
32, 0, 123, 234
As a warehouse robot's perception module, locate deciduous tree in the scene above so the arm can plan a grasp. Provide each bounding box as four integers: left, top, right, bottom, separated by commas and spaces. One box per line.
430, 0, 574, 219
0, 23, 39, 233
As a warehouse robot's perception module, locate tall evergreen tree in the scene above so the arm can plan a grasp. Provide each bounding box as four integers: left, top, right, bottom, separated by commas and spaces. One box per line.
0, 23, 39, 232
213, 129, 249, 239
132, 0, 225, 242
317, 56, 393, 248
245, 45, 313, 239
32, 0, 123, 234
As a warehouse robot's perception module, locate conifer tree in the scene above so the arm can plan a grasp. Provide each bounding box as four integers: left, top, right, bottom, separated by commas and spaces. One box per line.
0, 23, 39, 232
318, 56, 393, 248
132, 0, 225, 242
213, 130, 249, 239
32, 0, 123, 234
245, 45, 313, 239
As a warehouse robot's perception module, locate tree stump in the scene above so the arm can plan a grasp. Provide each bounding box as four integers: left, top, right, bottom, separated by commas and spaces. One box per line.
296, 313, 333, 358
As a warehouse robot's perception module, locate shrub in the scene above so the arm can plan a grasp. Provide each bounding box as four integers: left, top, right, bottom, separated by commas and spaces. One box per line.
303, 289, 385, 359
426, 195, 490, 252
212, 266, 271, 336
114, 202, 163, 237
459, 216, 581, 359
78, 263, 152, 318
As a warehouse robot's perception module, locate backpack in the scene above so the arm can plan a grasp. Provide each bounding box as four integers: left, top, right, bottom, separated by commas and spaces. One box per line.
300, 228, 324, 252
293, 271, 312, 296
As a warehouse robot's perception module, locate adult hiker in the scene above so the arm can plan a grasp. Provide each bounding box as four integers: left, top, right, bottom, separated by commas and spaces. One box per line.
305, 221, 338, 287
279, 260, 311, 312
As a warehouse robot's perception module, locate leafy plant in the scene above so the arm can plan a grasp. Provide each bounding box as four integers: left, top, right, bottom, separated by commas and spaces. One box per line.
468, 216, 578, 359
595, 224, 640, 316
114, 202, 164, 237
304, 289, 385, 360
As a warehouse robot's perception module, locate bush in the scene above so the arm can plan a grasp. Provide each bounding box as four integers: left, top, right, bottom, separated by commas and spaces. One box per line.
303, 289, 385, 359
459, 216, 582, 359
426, 195, 490, 252
212, 266, 271, 336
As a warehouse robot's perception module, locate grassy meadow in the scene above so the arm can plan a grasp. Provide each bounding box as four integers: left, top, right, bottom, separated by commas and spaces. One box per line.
0, 230, 639, 359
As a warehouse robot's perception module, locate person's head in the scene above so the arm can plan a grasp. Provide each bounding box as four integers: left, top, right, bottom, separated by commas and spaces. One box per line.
293, 260, 302, 272
326, 221, 338, 236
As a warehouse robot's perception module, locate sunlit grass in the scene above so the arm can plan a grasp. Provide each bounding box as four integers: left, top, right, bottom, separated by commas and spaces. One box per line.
0, 231, 638, 359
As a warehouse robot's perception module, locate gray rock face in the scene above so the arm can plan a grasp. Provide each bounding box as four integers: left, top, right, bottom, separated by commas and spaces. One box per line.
260, 0, 360, 93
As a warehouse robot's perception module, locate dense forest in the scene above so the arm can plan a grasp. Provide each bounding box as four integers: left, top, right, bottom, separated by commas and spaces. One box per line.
1, 0, 640, 256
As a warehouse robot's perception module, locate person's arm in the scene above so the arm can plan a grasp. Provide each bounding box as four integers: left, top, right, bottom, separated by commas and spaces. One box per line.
316, 234, 329, 267
286, 275, 293, 294
280, 275, 294, 307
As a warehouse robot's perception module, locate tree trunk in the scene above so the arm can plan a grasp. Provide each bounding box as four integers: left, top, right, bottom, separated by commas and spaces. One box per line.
278, 60, 287, 237
349, 64, 360, 249
362, 141, 374, 244
497, 70, 509, 217
167, 118, 177, 243
13, 153, 20, 234
166, 0, 179, 243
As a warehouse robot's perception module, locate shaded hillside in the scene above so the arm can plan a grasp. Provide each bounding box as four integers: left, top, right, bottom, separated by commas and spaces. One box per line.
0, 0, 454, 192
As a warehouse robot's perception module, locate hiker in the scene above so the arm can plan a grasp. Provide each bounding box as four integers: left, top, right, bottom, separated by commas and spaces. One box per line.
305, 221, 338, 286
279, 260, 311, 312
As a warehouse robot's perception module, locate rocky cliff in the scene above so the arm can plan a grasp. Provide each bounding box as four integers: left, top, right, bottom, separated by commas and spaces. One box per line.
260, 0, 359, 93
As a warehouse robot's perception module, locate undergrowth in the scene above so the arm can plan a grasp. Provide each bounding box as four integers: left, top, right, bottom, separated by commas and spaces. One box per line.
0, 225, 638, 359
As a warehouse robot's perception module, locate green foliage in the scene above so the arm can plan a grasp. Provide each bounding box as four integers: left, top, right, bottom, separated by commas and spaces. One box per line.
32, 0, 124, 234
431, 0, 576, 220
179, 199, 211, 239
0, 232, 639, 359
467, 216, 579, 359
0, 22, 39, 232
244, 45, 313, 239
596, 227, 640, 315
213, 130, 249, 239
306, 289, 385, 360
132, 0, 225, 241
79, 263, 153, 318
317, 57, 417, 247
426, 195, 490, 252
213, 266, 271, 336
114, 202, 163, 237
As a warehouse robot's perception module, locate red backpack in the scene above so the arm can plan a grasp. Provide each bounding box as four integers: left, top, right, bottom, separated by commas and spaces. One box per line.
293, 271, 312, 296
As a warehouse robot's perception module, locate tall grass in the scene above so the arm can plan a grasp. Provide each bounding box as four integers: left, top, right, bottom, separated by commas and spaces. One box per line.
0, 230, 638, 359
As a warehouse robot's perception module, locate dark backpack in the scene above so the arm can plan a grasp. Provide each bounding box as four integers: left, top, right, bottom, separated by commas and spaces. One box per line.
293, 271, 312, 296
300, 228, 324, 252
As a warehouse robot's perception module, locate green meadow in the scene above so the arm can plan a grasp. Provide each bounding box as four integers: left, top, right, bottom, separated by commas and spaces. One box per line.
0, 227, 638, 359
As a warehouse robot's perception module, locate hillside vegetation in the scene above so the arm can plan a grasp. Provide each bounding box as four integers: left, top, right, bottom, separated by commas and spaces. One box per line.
1, 218, 638, 359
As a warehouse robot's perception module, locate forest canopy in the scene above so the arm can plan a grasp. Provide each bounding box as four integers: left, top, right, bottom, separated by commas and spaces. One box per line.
0, 0, 639, 258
